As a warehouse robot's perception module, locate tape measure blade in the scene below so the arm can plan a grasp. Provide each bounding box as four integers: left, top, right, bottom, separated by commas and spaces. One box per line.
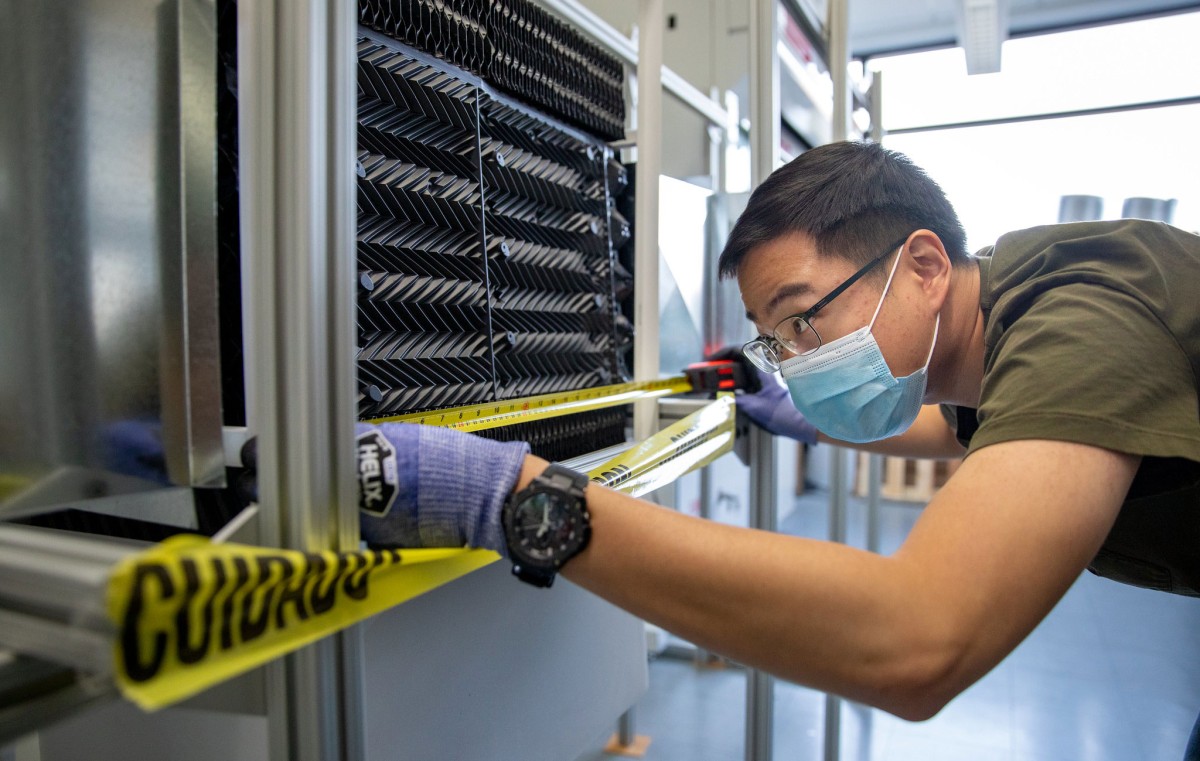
364, 377, 693, 431
587, 395, 735, 490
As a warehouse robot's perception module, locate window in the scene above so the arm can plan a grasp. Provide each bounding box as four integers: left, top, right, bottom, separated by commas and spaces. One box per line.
870, 12, 1200, 249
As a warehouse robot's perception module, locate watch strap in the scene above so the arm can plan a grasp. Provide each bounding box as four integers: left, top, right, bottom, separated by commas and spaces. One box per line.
537, 462, 588, 498
511, 563, 557, 588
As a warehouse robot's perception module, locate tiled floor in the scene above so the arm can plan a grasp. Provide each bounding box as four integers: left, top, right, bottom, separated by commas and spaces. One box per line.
576, 489, 1200, 761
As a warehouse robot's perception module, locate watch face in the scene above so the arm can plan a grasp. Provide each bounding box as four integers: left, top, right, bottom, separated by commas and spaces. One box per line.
512, 490, 585, 565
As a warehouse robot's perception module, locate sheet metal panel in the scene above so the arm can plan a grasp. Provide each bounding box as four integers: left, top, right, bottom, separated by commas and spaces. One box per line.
0, 0, 223, 520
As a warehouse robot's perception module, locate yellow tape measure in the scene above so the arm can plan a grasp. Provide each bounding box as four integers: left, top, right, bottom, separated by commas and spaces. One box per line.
588, 394, 736, 497
363, 376, 694, 431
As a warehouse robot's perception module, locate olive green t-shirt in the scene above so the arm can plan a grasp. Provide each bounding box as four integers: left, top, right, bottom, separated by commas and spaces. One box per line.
941, 220, 1200, 596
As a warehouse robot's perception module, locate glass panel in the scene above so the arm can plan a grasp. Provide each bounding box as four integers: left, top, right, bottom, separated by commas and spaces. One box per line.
659, 175, 714, 374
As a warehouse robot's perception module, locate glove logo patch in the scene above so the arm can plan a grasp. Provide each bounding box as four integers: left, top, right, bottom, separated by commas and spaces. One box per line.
357, 430, 398, 517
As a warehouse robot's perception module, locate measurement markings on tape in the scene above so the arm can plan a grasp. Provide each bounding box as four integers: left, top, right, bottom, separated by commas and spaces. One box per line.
363, 376, 693, 431
588, 395, 736, 496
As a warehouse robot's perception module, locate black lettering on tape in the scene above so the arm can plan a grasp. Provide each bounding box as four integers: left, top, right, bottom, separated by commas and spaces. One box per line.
341, 553, 373, 601
121, 563, 175, 683
119, 543, 427, 685
310, 553, 348, 615
240, 556, 289, 643
220, 556, 253, 651
341, 548, 399, 601
175, 558, 217, 665
274, 557, 310, 629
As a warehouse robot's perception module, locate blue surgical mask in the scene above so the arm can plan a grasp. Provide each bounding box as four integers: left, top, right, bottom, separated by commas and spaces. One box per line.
778, 247, 939, 443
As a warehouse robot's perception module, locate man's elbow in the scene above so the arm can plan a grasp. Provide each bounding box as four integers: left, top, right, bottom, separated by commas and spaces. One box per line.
868, 637, 972, 722
881, 686, 955, 723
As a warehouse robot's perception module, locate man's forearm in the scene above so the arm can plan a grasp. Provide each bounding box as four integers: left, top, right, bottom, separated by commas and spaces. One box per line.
513, 436, 1135, 723
527, 454, 956, 718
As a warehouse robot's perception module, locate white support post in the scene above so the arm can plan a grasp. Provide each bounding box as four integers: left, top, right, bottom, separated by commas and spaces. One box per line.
620, 0, 666, 744
869, 69, 885, 143
867, 454, 883, 553
829, 0, 851, 143
750, 0, 781, 186
867, 67, 884, 559
632, 0, 664, 443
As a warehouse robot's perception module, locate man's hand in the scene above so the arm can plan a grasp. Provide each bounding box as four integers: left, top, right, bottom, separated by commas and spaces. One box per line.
704, 346, 819, 444
356, 423, 528, 554
736, 369, 820, 444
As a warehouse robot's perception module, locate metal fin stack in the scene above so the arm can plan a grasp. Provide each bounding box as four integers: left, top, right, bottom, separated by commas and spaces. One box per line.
355, 30, 633, 461
356, 38, 492, 415
358, 0, 626, 141
479, 92, 620, 401
476, 407, 628, 462
488, 0, 625, 141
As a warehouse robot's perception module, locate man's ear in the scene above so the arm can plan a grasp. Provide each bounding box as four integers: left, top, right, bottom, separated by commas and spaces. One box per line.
906, 229, 952, 309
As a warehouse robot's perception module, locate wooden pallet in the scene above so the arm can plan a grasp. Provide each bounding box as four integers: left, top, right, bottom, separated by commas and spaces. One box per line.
854, 454, 961, 502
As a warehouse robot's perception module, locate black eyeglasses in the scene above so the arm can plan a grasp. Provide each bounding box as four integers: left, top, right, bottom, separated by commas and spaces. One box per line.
742, 237, 909, 372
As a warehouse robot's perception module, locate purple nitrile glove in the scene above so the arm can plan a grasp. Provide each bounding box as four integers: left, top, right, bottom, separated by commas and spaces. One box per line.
355, 422, 529, 555
736, 368, 819, 445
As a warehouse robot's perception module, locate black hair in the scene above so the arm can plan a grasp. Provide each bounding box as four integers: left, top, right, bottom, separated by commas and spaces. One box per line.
717, 141, 969, 279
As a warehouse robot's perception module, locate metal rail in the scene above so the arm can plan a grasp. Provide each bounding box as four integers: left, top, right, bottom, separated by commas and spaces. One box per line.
0, 524, 136, 745
746, 426, 778, 761
825, 1, 851, 756
0, 525, 135, 673
238, 0, 360, 758
745, 2, 781, 758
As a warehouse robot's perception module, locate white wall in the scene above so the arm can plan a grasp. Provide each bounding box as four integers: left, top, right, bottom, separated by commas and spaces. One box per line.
579, 0, 751, 182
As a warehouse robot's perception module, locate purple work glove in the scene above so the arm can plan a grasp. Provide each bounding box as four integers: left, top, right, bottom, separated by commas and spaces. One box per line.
704, 346, 818, 445
355, 423, 529, 554
100, 419, 172, 485
736, 368, 820, 445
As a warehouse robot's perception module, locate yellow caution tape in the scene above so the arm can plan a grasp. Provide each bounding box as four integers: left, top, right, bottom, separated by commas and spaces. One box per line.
363, 376, 693, 431
589, 395, 736, 498
107, 538, 498, 710
106, 389, 736, 712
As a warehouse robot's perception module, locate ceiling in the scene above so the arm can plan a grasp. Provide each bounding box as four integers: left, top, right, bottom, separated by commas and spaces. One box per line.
842, 0, 1200, 59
